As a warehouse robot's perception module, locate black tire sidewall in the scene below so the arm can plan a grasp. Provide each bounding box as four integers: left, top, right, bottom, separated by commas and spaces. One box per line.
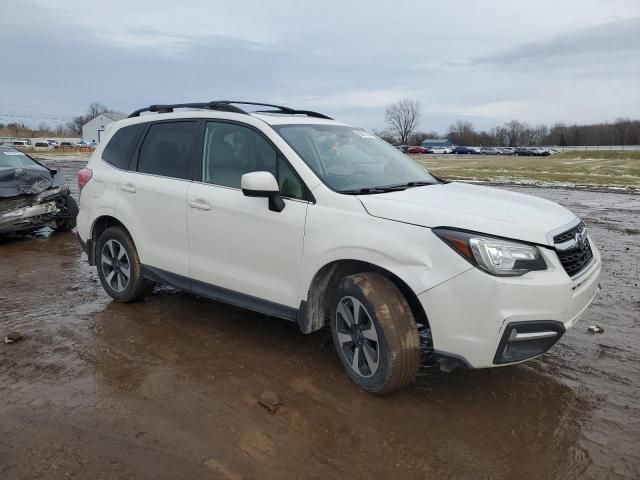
96, 227, 141, 302
54, 195, 78, 232
329, 277, 393, 393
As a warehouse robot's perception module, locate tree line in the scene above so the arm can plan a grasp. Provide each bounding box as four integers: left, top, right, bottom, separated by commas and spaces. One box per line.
379, 98, 640, 147
3, 98, 639, 147
0, 102, 121, 138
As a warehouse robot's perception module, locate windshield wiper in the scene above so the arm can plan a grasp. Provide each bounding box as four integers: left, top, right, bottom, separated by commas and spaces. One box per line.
339, 185, 409, 195
339, 181, 439, 195
389, 181, 436, 188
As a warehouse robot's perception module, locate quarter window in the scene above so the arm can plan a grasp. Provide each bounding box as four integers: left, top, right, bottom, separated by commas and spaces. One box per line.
102, 123, 144, 170
202, 122, 305, 199
137, 122, 196, 180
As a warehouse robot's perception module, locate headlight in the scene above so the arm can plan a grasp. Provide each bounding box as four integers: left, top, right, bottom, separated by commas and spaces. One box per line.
433, 228, 547, 276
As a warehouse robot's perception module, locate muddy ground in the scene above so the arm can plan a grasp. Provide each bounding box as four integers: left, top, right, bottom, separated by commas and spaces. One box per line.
1, 160, 639, 479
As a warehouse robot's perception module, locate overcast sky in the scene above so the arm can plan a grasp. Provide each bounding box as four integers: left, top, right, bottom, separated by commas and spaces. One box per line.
1, 0, 639, 133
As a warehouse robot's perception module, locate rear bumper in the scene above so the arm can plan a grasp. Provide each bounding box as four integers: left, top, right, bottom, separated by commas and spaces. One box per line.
418, 242, 602, 368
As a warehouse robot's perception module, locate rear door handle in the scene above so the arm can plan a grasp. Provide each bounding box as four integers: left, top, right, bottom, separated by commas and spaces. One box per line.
120, 184, 136, 193
189, 200, 211, 211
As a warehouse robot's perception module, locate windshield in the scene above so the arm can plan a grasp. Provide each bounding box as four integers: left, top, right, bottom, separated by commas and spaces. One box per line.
273, 124, 438, 192
0, 150, 41, 169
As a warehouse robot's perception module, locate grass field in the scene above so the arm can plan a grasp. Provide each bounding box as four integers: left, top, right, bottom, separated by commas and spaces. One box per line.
30, 150, 639, 189
411, 152, 640, 188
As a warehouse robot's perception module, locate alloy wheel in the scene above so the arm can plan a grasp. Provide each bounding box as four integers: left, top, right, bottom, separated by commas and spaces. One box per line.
101, 239, 131, 293
335, 296, 380, 378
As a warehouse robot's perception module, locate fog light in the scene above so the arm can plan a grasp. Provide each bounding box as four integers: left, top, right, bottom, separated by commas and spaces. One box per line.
494, 321, 565, 364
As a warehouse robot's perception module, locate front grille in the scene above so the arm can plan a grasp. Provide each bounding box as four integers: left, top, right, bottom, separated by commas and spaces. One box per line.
554, 222, 593, 277
553, 221, 584, 244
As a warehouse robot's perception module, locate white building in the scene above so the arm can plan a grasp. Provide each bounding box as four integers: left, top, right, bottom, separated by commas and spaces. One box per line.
82, 112, 127, 143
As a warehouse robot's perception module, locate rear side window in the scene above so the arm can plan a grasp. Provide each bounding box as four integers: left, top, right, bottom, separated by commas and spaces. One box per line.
102, 124, 144, 170
137, 122, 196, 180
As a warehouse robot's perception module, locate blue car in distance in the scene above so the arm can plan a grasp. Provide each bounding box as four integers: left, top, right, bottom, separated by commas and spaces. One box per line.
452, 146, 476, 154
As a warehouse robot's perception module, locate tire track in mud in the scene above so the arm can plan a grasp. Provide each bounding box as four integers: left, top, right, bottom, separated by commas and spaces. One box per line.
1, 160, 639, 479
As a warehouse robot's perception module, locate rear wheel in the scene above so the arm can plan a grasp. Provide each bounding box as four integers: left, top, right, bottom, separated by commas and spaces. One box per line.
96, 227, 153, 302
329, 272, 420, 394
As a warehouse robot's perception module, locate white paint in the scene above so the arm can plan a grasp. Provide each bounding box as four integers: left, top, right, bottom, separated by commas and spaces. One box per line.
77, 109, 603, 369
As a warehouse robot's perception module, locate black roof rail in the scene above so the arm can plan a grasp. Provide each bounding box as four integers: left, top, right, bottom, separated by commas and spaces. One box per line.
128, 101, 245, 118
128, 100, 332, 120
227, 101, 333, 119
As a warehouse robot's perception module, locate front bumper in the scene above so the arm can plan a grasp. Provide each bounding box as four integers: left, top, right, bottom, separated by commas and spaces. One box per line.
0, 186, 70, 234
418, 240, 602, 368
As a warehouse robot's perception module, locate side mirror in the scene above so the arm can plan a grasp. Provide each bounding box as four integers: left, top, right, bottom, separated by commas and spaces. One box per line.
241, 171, 285, 212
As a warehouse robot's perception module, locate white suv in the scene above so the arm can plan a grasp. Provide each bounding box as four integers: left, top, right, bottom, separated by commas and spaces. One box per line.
76, 101, 602, 394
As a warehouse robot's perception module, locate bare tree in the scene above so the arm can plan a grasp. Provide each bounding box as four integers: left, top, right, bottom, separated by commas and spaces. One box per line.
385, 98, 420, 145
87, 102, 109, 119
530, 124, 549, 146
447, 120, 477, 145
37, 122, 50, 134
504, 120, 528, 147
490, 126, 509, 146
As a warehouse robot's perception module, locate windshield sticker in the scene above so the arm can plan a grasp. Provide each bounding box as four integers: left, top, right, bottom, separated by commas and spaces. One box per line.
353, 130, 376, 138
3, 152, 26, 156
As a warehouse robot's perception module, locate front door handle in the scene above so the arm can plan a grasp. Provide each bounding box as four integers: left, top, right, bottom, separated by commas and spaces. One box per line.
189, 200, 211, 211
120, 184, 136, 193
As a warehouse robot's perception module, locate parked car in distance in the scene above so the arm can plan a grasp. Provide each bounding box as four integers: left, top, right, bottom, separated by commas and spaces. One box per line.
531, 148, 551, 156
498, 147, 515, 155
47, 140, 59, 148
75, 140, 89, 147
0, 145, 78, 235
479, 147, 501, 155
59, 141, 74, 148
393, 144, 409, 153
515, 147, 550, 157
11, 140, 32, 147
452, 146, 476, 154
34, 141, 53, 150
515, 147, 533, 156
77, 100, 601, 394
406, 146, 433, 154
430, 146, 452, 154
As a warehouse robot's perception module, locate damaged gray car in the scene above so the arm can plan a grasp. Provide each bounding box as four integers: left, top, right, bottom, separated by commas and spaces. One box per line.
0, 145, 77, 235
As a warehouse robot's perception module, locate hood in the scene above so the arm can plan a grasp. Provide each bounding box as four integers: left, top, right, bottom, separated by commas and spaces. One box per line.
357, 182, 577, 245
0, 167, 53, 197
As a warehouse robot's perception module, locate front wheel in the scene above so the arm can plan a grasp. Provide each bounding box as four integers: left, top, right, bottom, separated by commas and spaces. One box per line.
330, 273, 420, 394
54, 195, 78, 232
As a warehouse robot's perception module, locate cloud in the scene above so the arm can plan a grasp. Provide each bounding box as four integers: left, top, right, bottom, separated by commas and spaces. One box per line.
1, 0, 639, 132
291, 89, 418, 109
473, 16, 640, 66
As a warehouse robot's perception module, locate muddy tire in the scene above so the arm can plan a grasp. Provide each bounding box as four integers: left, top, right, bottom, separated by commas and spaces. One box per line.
329, 272, 420, 395
96, 226, 153, 302
54, 195, 78, 232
